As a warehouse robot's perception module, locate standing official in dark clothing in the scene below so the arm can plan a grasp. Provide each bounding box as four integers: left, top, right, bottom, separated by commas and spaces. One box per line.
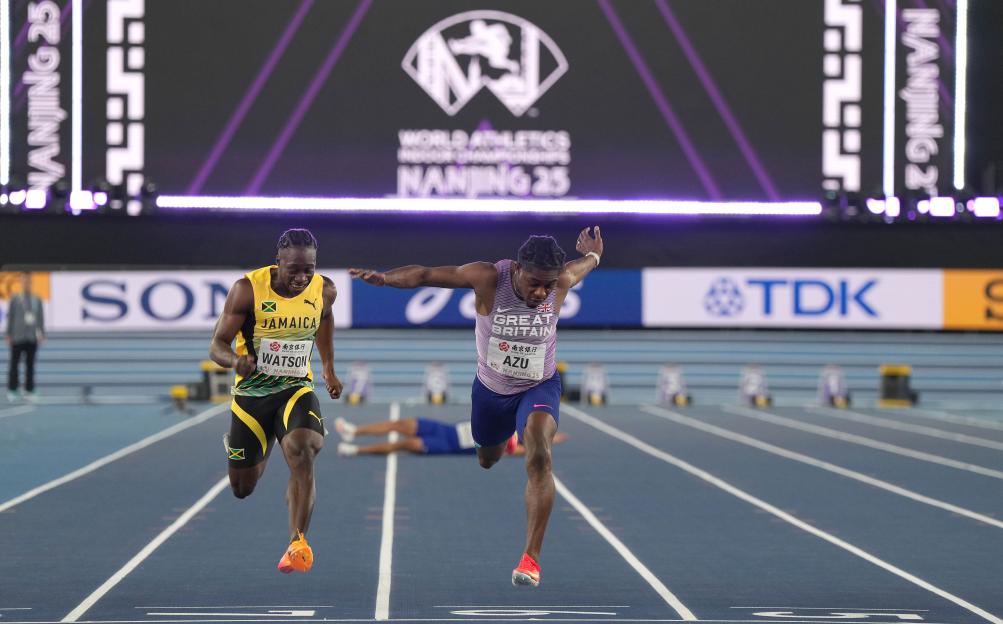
6, 273, 45, 402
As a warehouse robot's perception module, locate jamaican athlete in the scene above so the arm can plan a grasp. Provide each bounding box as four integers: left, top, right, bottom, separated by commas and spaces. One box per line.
210, 228, 343, 574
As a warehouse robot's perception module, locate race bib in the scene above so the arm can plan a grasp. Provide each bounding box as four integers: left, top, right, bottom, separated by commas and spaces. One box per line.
487, 337, 545, 381
257, 338, 312, 377
455, 422, 476, 449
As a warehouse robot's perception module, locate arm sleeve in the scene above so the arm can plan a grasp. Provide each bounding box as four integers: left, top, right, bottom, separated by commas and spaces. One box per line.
5, 297, 14, 338
36, 297, 45, 339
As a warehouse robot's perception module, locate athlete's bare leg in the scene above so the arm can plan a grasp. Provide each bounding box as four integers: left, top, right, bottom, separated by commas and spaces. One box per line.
476, 441, 506, 469
354, 437, 425, 455
521, 411, 557, 561
353, 417, 419, 437
281, 428, 324, 541
228, 459, 269, 499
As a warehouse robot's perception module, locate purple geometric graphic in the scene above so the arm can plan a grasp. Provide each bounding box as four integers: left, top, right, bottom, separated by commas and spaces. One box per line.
597, 0, 722, 200
187, 0, 315, 194
654, 0, 780, 200
245, 0, 373, 195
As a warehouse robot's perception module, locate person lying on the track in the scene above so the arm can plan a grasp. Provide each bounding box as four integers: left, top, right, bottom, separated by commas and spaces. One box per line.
209, 228, 343, 575
334, 416, 568, 457
349, 227, 603, 588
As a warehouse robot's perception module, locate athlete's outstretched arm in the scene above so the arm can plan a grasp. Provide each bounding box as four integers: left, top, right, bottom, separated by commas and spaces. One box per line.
316, 276, 343, 399
349, 261, 496, 290
564, 226, 604, 287
209, 278, 257, 377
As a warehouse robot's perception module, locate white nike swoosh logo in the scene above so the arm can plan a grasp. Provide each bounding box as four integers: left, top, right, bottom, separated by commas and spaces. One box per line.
496, 307, 514, 313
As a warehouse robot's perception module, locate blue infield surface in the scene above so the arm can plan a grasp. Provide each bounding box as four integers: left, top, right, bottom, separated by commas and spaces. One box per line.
1, 398, 1002, 624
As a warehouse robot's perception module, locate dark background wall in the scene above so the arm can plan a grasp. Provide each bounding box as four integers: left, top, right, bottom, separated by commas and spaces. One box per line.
2, 0, 1000, 269
967, 0, 1003, 195
1, 212, 1000, 269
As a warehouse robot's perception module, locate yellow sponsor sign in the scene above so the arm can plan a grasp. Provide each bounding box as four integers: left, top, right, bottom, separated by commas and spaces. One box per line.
943, 270, 1003, 331
0, 272, 51, 301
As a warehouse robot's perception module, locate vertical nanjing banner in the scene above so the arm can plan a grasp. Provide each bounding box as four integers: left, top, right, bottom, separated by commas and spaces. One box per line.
104, 0, 145, 209
10, 0, 72, 194
821, 0, 959, 198
822, 0, 866, 194
9, 0, 147, 201
894, 1, 956, 197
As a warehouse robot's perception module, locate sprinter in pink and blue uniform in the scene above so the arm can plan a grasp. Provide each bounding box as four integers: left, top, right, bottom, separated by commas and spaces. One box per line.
350, 227, 604, 588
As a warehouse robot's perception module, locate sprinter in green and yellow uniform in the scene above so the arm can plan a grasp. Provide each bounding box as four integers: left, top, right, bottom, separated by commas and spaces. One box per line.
210, 228, 342, 574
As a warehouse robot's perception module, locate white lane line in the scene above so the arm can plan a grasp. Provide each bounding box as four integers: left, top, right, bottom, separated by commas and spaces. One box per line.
642, 406, 1003, 531
0, 405, 35, 420
902, 408, 1003, 433
0, 403, 229, 514
810, 406, 1003, 452
61, 476, 230, 623
553, 475, 696, 620
562, 404, 1003, 624
722, 405, 1003, 481
374, 402, 400, 621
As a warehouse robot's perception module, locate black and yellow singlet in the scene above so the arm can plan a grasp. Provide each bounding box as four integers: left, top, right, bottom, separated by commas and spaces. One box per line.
233, 266, 323, 397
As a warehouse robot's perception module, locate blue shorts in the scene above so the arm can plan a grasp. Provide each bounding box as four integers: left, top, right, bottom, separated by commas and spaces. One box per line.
470, 372, 562, 448
416, 418, 475, 455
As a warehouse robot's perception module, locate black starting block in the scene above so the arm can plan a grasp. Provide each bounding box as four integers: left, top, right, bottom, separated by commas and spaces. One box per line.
879, 364, 918, 407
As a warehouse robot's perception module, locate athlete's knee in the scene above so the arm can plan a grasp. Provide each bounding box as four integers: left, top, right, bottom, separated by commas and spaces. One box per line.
231, 483, 255, 499
230, 473, 258, 499
477, 445, 503, 469
285, 443, 318, 471
523, 412, 556, 444
525, 445, 552, 476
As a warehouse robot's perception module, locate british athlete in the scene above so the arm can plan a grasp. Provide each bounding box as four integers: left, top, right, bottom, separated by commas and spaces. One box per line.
350, 226, 603, 587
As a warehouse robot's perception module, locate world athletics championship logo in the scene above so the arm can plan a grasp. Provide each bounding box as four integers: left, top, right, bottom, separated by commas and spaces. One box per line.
402, 11, 569, 117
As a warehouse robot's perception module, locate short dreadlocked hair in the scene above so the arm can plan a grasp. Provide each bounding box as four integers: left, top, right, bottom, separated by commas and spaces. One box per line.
277, 228, 317, 252
517, 235, 565, 271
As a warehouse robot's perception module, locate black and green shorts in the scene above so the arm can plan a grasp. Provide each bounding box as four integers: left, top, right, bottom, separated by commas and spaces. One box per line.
226, 386, 325, 468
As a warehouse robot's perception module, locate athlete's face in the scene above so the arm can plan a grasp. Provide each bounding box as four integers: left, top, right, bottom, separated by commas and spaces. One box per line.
20, 273, 31, 294
512, 264, 561, 309
275, 246, 317, 295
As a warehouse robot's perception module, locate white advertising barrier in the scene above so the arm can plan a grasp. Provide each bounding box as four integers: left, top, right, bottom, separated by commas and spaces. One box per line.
642, 268, 943, 329
49, 270, 352, 331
